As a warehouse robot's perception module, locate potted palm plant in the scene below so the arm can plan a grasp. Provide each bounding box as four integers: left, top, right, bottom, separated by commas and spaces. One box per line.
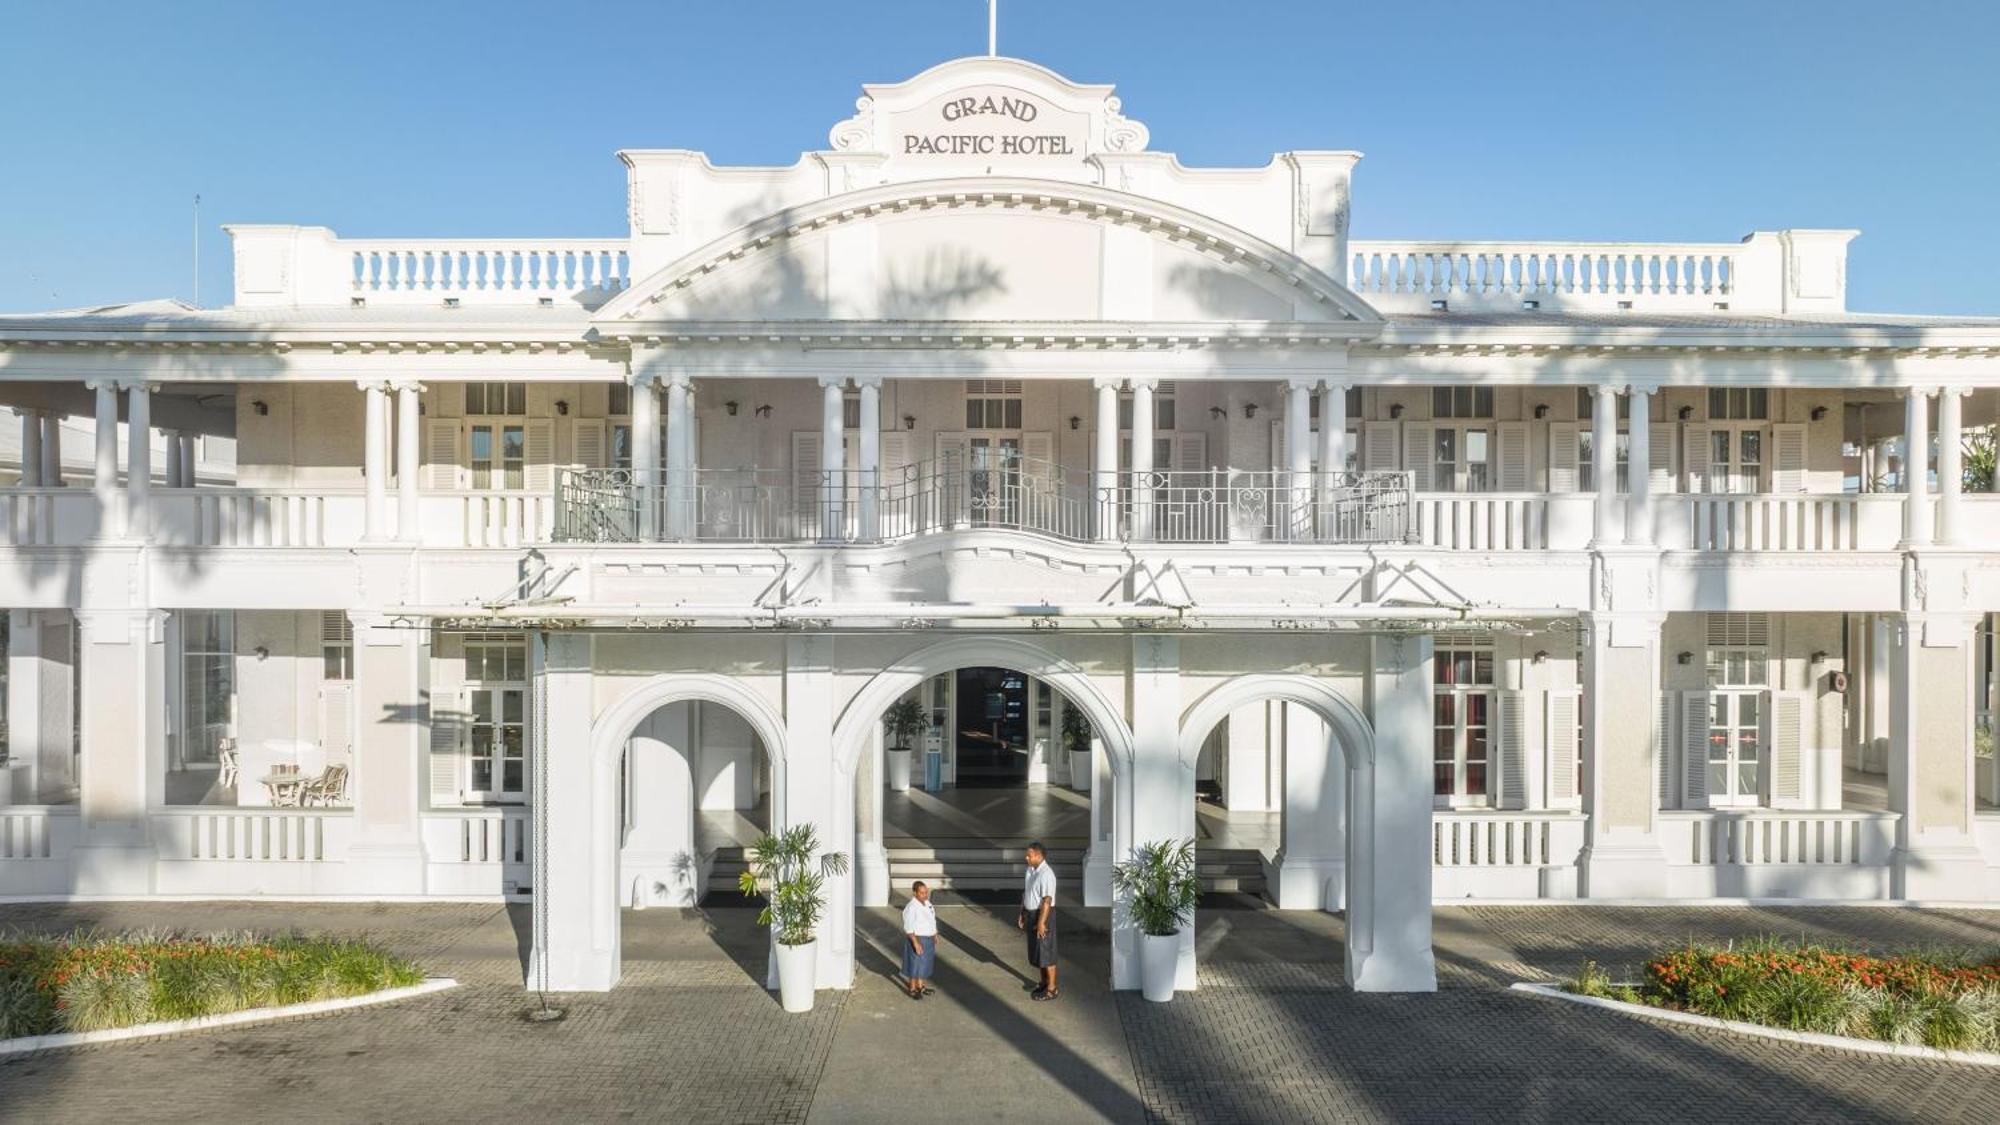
1062, 705, 1093, 793
738, 823, 850, 1012
1111, 838, 1200, 1002
883, 697, 928, 793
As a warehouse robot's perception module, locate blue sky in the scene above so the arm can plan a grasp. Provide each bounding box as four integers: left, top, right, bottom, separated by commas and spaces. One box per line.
2, 0, 1995, 314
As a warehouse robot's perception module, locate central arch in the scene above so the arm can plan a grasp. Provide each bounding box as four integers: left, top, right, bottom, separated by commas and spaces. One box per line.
825, 635, 1136, 989
1177, 673, 1402, 990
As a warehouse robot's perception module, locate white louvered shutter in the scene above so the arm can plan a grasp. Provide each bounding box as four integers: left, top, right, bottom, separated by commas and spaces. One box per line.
1498, 690, 1526, 810
1682, 691, 1711, 808
1549, 690, 1580, 805
1547, 423, 1579, 492
1022, 431, 1056, 487
429, 686, 463, 806
1771, 691, 1805, 806
1497, 422, 1529, 492
573, 420, 607, 470
1771, 423, 1807, 493
1684, 424, 1711, 493
1270, 419, 1286, 472
792, 431, 821, 527
1403, 424, 1435, 491
1363, 422, 1399, 474
319, 682, 353, 765
1657, 690, 1675, 808
1174, 432, 1208, 474
1649, 423, 1675, 494
424, 420, 462, 490
523, 419, 556, 493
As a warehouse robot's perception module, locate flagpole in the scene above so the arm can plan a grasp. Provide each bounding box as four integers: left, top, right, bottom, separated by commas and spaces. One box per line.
988, 0, 997, 56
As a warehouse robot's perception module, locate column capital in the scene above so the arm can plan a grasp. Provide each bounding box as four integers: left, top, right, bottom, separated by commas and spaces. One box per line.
1285, 377, 1318, 393
1319, 379, 1352, 394
83, 378, 119, 393
1128, 377, 1159, 392
353, 378, 393, 394
816, 374, 850, 390
661, 371, 692, 391
850, 374, 883, 390
387, 379, 425, 394
626, 370, 659, 389
1091, 377, 1124, 392
116, 379, 156, 394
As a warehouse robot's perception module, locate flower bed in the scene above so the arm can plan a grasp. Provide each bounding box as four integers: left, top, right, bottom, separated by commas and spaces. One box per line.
1566, 939, 2000, 1052
0, 931, 425, 1039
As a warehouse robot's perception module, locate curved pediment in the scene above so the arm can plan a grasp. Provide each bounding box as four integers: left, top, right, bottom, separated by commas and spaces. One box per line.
594, 178, 1383, 329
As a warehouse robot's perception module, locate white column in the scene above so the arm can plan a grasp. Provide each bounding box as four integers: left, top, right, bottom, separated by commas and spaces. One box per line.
40, 414, 62, 487
163, 429, 183, 491
1903, 387, 1931, 548
1320, 383, 1348, 477
1351, 632, 1437, 991
89, 381, 120, 536
1129, 378, 1156, 540
1094, 378, 1121, 541
630, 373, 659, 539
1886, 613, 1985, 897
72, 610, 166, 894
526, 632, 611, 990
360, 380, 389, 541
1269, 704, 1345, 909
1578, 612, 1669, 897
1120, 635, 1196, 991
1937, 387, 1964, 547
856, 377, 881, 540
177, 433, 197, 487
819, 376, 846, 541
346, 613, 427, 891
1286, 379, 1314, 538
19, 411, 42, 487
123, 381, 151, 539
1625, 386, 1652, 545
395, 383, 421, 540
662, 373, 692, 539
1591, 383, 1618, 546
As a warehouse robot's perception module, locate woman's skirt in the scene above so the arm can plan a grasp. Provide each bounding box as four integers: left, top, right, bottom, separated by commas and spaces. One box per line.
902, 934, 937, 980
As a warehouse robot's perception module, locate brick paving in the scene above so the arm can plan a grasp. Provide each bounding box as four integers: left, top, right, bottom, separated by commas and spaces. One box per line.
0, 898, 1996, 1123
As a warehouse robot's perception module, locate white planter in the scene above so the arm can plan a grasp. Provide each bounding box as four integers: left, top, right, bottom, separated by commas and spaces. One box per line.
886, 748, 913, 792
775, 939, 818, 1013
1139, 930, 1179, 1002
1070, 749, 1092, 793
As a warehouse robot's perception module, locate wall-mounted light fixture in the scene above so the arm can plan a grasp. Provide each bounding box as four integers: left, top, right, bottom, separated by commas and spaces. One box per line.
1678, 405, 1694, 421
1068, 415, 1081, 431
1533, 404, 1550, 420
1676, 651, 1694, 665
903, 414, 917, 431
1209, 406, 1228, 419
753, 404, 773, 418
1811, 406, 1828, 421
251, 400, 269, 416
1243, 403, 1258, 420
1532, 649, 1549, 664
1811, 650, 1829, 665
724, 400, 739, 416
555, 399, 570, 416
253, 645, 270, 661
1389, 403, 1405, 419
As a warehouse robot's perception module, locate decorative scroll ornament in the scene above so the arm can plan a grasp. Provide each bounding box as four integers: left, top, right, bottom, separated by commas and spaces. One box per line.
1101, 96, 1149, 153
829, 96, 876, 151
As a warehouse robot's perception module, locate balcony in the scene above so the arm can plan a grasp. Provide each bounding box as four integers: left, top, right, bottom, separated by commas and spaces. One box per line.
552, 460, 1418, 547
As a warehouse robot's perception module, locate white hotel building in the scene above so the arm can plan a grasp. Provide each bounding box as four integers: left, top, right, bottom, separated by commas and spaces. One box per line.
3, 57, 1999, 995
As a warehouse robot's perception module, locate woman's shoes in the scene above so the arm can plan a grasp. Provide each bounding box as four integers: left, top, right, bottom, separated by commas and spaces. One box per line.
920, 986, 935, 997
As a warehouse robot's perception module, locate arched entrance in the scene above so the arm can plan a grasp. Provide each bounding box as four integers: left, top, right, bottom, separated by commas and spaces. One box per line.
828, 637, 1135, 989
1177, 673, 1430, 991
530, 666, 789, 993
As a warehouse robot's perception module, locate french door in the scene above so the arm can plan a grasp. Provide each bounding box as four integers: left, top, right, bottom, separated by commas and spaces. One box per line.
968, 435, 1022, 526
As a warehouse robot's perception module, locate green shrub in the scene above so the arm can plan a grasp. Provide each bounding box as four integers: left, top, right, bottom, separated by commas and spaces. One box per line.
1920, 992, 1977, 1051
0, 930, 424, 1039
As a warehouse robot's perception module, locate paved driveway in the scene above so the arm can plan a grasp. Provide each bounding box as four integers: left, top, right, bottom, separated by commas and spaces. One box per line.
1, 899, 1996, 1123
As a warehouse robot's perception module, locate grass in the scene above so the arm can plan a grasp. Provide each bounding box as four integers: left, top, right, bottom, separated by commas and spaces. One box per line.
0, 929, 425, 1038
1563, 938, 2000, 1053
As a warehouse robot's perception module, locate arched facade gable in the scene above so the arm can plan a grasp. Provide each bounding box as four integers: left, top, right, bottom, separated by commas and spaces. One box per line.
595, 177, 1384, 327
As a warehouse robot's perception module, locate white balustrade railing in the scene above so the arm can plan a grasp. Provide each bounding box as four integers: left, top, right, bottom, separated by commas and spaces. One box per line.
423, 491, 555, 548
153, 808, 352, 863
1660, 493, 1901, 552
0, 806, 78, 860
1411, 493, 1551, 551
1432, 810, 1588, 868
1659, 809, 1898, 867
1351, 239, 1739, 311
152, 488, 363, 548
422, 808, 532, 866
0, 489, 100, 546
347, 240, 629, 305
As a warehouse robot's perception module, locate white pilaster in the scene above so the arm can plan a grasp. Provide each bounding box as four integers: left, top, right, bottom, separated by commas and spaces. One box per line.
1093, 377, 1121, 541
1129, 378, 1156, 540
1591, 383, 1618, 546
1885, 612, 1985, 898
1937, 387, 1964, 546
395, 382, 422, 541
620, 704, 702, 907
1625, 386, 1652, 545
1578, 612, 1669, 897
856, 377, 881, 541
1351, 632, 1436, 991
819, 375, 846, 541
73, 609, 165, 895
360, 380, 389, 541
345, 613, 426, 890
783, 634, 845, 988
1118, 635, 1194, 990
1268, 703, 1345, 910
1902, 387, 1931, 548
526, 632, 610, 991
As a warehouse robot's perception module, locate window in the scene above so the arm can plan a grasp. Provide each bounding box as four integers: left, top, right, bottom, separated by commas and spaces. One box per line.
1575, 388, 1632, 421
321, 612, 353, 681
468, 424, 525, 489
464, 382, 527, 416
1307, 390, 1363, 474
1579, 430, 1631, 492
1433, 638, 1495, 804
1117, 383, 1176, 432
168, 611, 237, 806
463, 635, 527, 802
1704, 614, 1768, 807
1707, 428, 1764, 494
1432, 387, 1493, 419
966, 379, 1024, 431
1434, 426, 1491, 491
1708, 388, 1769, 421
